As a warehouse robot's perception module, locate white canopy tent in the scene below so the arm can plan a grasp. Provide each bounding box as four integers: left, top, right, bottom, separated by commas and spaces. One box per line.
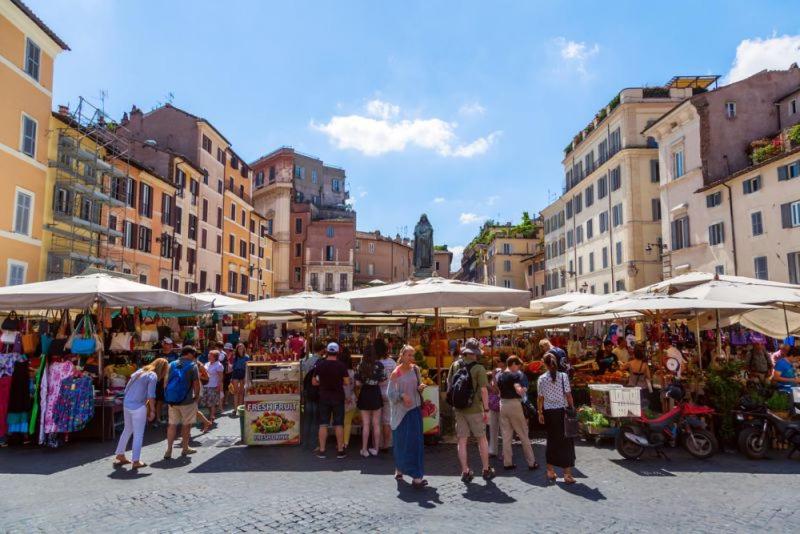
497, 311, 641, 331
634, 271, 799, 295
529, 292, 606, 314
190, 291, 247, 309
0, 273, 206, 311
221, 291, 352, 316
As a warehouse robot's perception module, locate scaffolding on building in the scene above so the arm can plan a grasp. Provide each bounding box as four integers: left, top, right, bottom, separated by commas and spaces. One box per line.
46, 97, 133, 280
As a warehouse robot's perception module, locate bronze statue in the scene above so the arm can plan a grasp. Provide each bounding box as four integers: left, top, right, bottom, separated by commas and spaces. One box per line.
413, 214, 433, 276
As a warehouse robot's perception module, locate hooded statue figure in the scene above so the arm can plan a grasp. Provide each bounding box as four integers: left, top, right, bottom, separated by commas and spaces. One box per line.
413, 214, 433, 273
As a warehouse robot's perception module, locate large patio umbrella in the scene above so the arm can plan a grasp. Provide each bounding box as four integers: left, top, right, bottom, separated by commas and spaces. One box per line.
0, 272, 204, 311
549, 291, 630, 315
497, 311, 641, 331
530, 292, 605, 314
190, 291, 247, 309
221, 291, 351, 316
336, 275, 530, 372
635, 271, 799, 295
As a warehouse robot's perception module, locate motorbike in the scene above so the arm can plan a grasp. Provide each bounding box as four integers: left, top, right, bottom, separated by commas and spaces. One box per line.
616, 382, 717, 460
735, 395, 800, 460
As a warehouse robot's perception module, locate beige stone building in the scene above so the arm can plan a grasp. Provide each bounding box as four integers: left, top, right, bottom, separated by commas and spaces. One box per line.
433, 249, 452, 278
457, 221, 540, 291
542, 82, 697, 295
353, 231, 412, 286
646, 67, 800, 281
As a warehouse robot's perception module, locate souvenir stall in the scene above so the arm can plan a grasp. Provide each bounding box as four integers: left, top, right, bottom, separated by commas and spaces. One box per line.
0, 273, 206, 448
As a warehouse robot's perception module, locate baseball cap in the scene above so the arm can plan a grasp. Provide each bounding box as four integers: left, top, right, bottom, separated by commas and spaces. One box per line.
223, 342, 234, 350
461, 338, 482, 356
161, 337, 174, 345
327, 342, 340, 354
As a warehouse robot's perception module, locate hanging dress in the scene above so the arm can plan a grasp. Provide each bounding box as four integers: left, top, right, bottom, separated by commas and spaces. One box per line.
6, 359, 31, 434
41, 360, 74, 436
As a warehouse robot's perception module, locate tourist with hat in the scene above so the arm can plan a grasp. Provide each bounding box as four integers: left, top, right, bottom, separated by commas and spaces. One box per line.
313, 342, 350, 459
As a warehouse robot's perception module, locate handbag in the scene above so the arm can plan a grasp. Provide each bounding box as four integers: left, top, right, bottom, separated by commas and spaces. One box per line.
70, 314, 97, 355
22, 332, 39, 354
110, 332, 134, 352
561, 374, 579, 438
0, 330, 17, 344
140, 317, 159, 342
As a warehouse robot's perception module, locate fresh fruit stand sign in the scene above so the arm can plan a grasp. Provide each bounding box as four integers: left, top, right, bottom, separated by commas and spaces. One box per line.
421, 386, 440, 435
244, 394, 300, 445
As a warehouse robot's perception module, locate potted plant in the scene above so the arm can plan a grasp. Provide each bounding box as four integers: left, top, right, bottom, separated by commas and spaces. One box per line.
766, 391, 792, 419
705, 361, 745, 446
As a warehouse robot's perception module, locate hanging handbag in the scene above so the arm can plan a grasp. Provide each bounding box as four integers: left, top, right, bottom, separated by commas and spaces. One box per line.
156, 314, 172, 341
140, 315, 159, 342
22, 331, 39, 355
561, 374, 579, 438
110, 332, 134, 352
70, 314, 98, 355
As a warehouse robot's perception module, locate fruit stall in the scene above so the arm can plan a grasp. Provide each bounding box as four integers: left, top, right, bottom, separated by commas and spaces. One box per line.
243, 361, 301, 446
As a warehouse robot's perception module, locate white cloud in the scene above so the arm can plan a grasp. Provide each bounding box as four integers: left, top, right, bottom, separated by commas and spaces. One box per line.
555, 37, 600, 76
449, 245, 466, 268
459, 212, 487, 225
458, 102, 486, 116
312, 100, 501, 158
358, 190, 368, 198
366, 99, 400, 120
727, 35, 800, 83
486, 195, 500, 206
433, 197, 446, 204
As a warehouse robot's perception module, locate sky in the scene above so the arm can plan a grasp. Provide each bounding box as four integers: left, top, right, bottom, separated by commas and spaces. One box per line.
28, 0, 800, 267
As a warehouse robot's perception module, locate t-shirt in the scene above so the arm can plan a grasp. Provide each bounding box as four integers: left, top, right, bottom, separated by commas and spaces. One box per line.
288, 337, 306, 358
448, 358, 488, 414
774, 358, 797, 393
537, 371, 570, 410
496, 370, 525, 399
123, 370, 157, 410
231, 355, 250, 379
205, 361, 224, 388
315, 357, 349, 405
170, 358, 199, 405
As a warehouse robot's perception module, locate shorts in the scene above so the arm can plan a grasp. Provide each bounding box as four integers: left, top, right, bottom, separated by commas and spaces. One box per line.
455, 410, 486, 439
201, 386, 220, 408
318, 401, 345, 427
168, 402, 198, 426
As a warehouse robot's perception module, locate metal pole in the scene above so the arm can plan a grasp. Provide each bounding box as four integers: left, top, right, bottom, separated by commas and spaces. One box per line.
715, 309, 722, 362
695, 310, 702, 371
783, 302, 790, 340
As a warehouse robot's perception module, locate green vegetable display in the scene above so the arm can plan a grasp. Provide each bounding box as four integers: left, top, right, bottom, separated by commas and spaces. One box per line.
577, 406, 610, 428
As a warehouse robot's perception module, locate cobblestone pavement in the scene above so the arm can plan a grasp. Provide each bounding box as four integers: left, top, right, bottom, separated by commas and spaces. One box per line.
1, 412, 799, 533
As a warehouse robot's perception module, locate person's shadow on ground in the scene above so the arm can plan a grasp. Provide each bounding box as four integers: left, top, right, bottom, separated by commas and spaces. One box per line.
396, 480, 443, 509
557, 481, 606, 501
461, 479, 517, 504
107, 464, 152, 480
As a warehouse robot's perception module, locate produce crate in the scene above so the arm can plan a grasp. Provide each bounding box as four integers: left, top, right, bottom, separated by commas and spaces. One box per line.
792, 387, 800, 404
589, 384, 641, 418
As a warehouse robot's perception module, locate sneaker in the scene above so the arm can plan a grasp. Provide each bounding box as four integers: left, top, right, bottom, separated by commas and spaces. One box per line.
368, 448, 378, 456
360, 449, 370, 458
460, 470, 474, 483
181, 447, 198, 456
482, 467, 496, 481
337, 450, 347, 459
316, 450, 327, 459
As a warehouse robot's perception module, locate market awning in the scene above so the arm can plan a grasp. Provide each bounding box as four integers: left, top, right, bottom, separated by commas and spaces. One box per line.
497, 311, 641, 331
190, 291, 247, 309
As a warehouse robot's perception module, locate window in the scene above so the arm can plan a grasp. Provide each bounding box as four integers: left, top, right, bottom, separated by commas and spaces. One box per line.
786, 200, 800, 228
201, 228, 207, 249
566, 229, 573, 248
788, 252, 800, 285
612, 203, 623, 227
751, 211, 764, 236
54, 186, 72, 215
565, 198, 573, 219
598, 175, 607, 199
295, 165, 304, 180
229, 234, 235, 253
162, 193, 173, 225
585, 151, 595, 174
188, 214, 197, 240
598, 139, 608, 164
706, 191, 722, 208
778, 161, 800, 181
217, 207, 223, 229
175, 206, 182, 233
227, 176, 234, 192
502, 243, 512, 254
715, 265, 725, 276
651, 198, 662, 221
671, 216, 690, 250
609, 166, 621, 191
503, 280, 512, 288
615, 280, 626, 291
650, 159, 660, 183
574, 193, 582, 214
21, 115, 37, 157
230, 203, 236, 221
13, 190, 33, 236
255, 171, 264, 187
578, 256, 583, 275
123, 221, 135, 248
159, 233, 173, 259
269, 166, 276, 183
743, 176, 761, 194
503, 260, 511, 272
589, 252, 595, 272
295, 218, 302, 234
228, 271, 237, 294
576, 226, 583, 244
609, 128, 621, 155
7, 261, 26, 286
368, 242, 375, 254
216, 235, 222, 253
325, 245, 335, 262
708, 222, 725, 246
217, 148, 226, 165
240, 239, 247, 258
138, 182, 153, 218
326, 226, 334, 238
585, 185, 594, 207
615, 241, 623, 265
137, 226, 152, 252
202, 135, 212, 153
599, 211, 608, 233
725, 101, 736, 119
754, 256, 768, 280
339, 273, 348, 291
24, 38, 41, 81
673, 150, 685, 178
324, 273, 334, 292
603, 282, 609, 294
792, 99, 798, 115
586, 219, 593, 239
332, 179, 341, 192
202, 199, 208, 222
108, 215, 117, 245
197, 271, 205, 291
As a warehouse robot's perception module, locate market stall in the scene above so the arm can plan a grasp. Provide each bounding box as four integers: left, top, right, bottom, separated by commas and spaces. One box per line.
242, 361, 301, 445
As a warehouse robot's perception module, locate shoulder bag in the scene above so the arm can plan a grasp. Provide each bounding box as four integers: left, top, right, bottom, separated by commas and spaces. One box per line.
561, 373, 579, 439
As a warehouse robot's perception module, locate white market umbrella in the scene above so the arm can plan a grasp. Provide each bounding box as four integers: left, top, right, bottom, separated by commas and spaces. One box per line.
497, 311, 641, 331
367, 279, 387, 286
530, 292, 605, 313
635, 271, 799, 295
190, 291, 247, 309
549, 291, 630, 315
0, 273, 204, 311
221, 291, 351, 316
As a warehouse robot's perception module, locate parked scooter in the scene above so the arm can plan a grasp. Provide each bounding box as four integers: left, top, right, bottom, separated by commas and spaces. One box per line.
616, 382, 717, 460
735, 395, 800, 460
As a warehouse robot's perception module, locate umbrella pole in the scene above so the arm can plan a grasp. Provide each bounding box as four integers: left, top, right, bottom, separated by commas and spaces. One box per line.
715, 309, 722, 362
435, 307, 442, 381
783, 302, 790, 340
694, 311, 702, 371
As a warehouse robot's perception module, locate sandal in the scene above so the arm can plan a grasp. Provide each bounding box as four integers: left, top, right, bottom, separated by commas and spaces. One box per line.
482, 467, 496, 481
411, 479, 429, 489
131, 461, 147, 469
460, 470, 474, 483
529, 462, 540, 471
113, 456, 131, 466
546, 472, 557, 483
394, 471, 404, 480
564, 476, 576, 485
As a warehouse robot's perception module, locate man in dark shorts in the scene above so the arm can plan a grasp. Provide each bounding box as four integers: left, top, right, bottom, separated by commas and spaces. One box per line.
313, 342, 350, 458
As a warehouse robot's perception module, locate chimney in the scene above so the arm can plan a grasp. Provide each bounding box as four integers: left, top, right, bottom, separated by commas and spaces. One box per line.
58, 104, 69, 116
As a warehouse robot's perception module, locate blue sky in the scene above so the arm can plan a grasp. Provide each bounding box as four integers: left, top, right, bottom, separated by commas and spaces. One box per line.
30, 0, 800, 266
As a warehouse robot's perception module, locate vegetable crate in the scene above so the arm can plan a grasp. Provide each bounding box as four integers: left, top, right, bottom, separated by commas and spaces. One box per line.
589, 384, 641, 418
578, 422, 618, 446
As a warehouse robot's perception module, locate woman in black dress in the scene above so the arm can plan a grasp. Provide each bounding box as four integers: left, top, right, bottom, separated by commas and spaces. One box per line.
536, 353, 576, 484
356, 344, 385, 457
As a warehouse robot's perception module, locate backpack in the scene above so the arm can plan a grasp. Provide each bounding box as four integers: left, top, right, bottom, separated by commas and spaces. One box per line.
165, 359, 195, 405
549, 347, 573, 378
303, 361, 320, 402
446, 360, 477, 410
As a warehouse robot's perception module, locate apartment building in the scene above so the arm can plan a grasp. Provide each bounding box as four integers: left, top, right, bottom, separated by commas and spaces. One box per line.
249, 210, 275, 299
542, 81, 696, 295
0, 0, 68, 285
221, 147, 255, 298
354, 231, 412, 286
521, 246, 546, 299
457, 220, 540, 289
646, 66, 800, 282
251, 147, 355, 295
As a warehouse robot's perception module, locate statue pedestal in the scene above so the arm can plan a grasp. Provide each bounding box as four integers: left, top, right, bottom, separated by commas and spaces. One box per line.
414, 268, 433, 279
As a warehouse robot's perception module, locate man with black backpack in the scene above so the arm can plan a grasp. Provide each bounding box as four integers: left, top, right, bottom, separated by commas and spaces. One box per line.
164, 346, 201, 459
539, 338, 572, 378
447, 338, 494, 482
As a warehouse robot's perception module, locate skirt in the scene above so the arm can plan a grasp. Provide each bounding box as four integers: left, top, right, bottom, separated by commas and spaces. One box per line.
543, 408, 575, 468
392, 407, 424, 479
357, 384, 383, 411
201, 386, 220, 408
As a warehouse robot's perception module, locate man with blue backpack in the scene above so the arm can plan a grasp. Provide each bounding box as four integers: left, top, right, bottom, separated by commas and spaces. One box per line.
164, 345, 202, 459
